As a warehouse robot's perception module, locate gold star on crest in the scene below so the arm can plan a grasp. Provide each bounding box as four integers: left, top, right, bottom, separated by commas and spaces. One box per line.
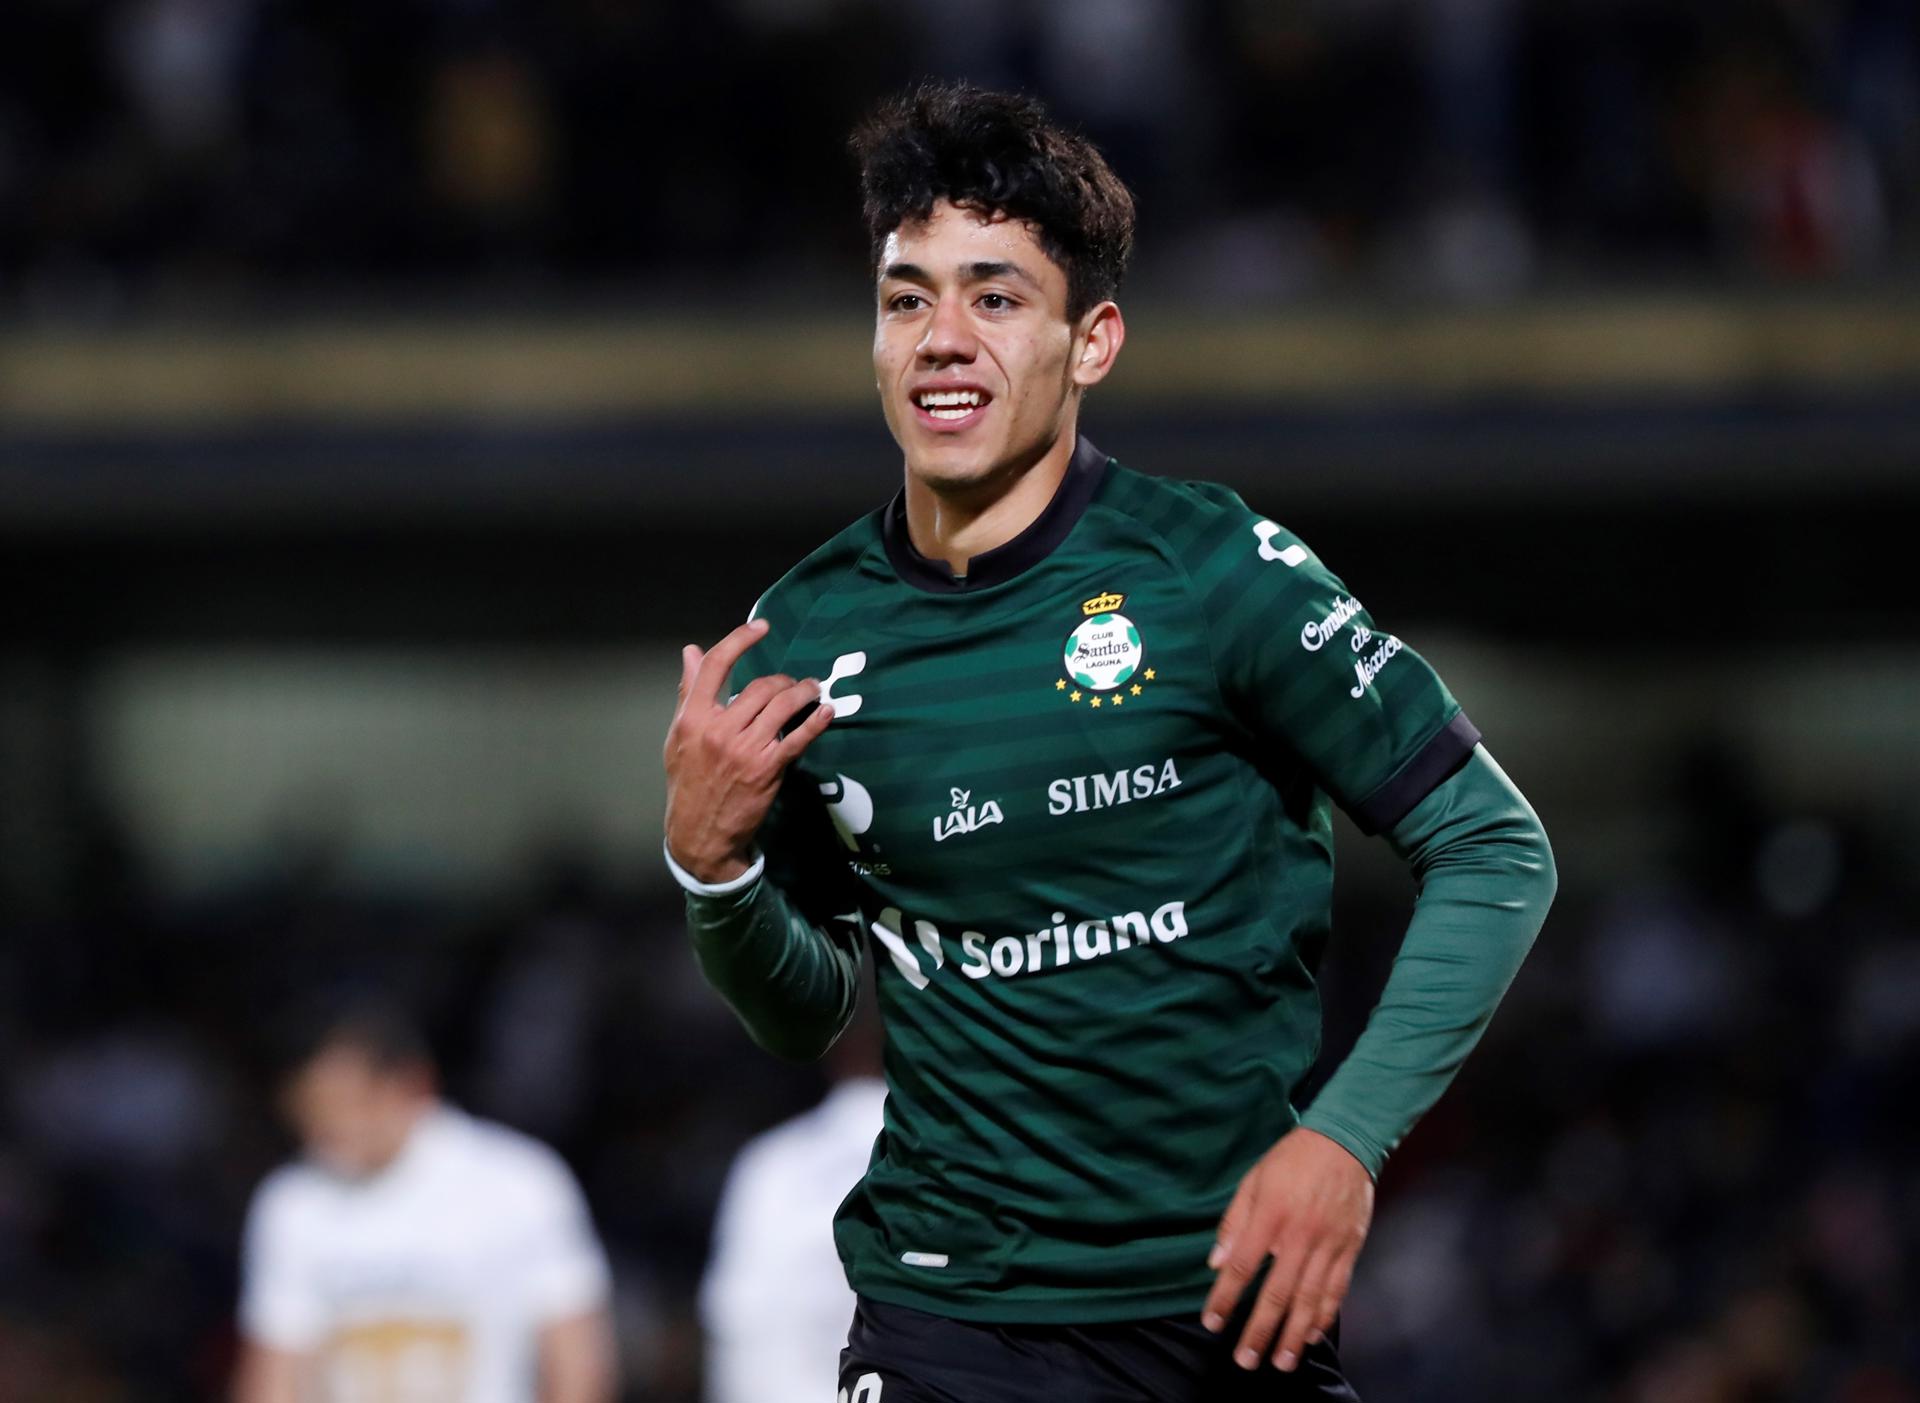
1089, 697, 1102, 708
1144, 668, 1156, 681
1070, 690, 1082, 703
1111, 695, 1124, 707
1130, 684, 1142, 696
1055, 678, 1066, 691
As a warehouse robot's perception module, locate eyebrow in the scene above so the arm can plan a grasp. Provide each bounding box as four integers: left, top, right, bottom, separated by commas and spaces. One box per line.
881, 259, 1042, 289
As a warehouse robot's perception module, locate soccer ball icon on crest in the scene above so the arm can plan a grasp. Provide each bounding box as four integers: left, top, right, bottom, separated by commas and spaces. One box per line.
1062, 591, 1143, 693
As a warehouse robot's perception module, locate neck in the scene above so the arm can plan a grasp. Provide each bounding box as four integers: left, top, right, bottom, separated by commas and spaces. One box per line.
902, 425, 1079, 578
367, 1098, 437, 1176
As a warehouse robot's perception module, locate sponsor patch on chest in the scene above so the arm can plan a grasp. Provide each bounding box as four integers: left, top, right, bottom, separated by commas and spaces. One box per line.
1047, 758, 1183, 815
933, 787, 1004, 843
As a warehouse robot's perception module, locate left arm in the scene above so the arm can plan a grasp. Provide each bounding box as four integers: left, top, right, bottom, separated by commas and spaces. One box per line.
1204, 744, 1556, 1369
537, 1307, 618, 1403
1298, 742, 1556, 1172
1185, 500, 1556, 1371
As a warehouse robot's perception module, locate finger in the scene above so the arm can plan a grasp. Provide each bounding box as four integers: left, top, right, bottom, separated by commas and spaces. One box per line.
773, 696, 834, 763
674, 645, 702, 712
1201, 1185, 1272, 1331
744, 677, 822, 749
1311, 1249, 1358, 1340
1270, 1246, 1336, 1372
689, 618, 769, 709
1208, 1175, 1250, 1274
1232, 1236, 1311, 1371
718, 674, 795, 735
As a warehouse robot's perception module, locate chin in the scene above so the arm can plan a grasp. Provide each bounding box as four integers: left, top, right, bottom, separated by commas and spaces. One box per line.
913, 461, 993, 493
908, 441, 1013, 493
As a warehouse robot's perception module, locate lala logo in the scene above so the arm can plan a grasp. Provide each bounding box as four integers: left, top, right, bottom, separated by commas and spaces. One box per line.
933, 786, 1004, 843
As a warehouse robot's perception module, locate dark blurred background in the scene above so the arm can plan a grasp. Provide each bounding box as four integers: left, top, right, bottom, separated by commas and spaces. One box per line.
2, 0, 1918, 1399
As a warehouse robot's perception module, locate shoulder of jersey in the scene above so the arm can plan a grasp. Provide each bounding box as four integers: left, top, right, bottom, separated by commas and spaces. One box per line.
1096, 463, 1317, 574
746, 509, 885, 641
1094, 461, 1250, 532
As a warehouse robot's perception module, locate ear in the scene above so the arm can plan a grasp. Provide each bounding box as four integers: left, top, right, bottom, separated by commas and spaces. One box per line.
1070, 301, 1126, 389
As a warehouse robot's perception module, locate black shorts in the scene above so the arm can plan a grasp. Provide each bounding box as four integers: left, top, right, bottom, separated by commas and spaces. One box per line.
838, 1295, 1361, 1403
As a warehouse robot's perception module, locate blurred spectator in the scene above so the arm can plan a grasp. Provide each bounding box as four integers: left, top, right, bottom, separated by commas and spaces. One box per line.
109, 0, 253, 157
1698, 41, 1887, 274
699, 1012, 884, 1403
1, 0, 1915, 312
233, 1001, 615, 1403
422, 46, 556, 258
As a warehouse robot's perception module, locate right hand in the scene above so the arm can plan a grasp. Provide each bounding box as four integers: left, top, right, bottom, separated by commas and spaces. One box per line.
663, 618, 835, 884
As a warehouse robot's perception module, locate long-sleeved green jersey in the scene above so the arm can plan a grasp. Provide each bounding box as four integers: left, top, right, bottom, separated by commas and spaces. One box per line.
679, 435, 1554, 1323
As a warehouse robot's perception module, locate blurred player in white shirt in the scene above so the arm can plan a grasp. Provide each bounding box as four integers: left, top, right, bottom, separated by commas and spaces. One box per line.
234, 1004, 617, 1403
700, 1016, 885, 1403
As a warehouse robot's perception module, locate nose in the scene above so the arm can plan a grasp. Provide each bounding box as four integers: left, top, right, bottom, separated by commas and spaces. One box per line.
916, 294, 976, 366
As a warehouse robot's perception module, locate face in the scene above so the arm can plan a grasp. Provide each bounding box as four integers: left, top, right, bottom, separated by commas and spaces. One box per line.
284, 1045, 432, 1179
873, 199, 1123, 493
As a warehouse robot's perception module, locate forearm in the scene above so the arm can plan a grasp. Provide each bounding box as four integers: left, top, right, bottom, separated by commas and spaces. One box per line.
537, 1309, 617, 1403
1299, 745, 1557, 1178
231, 1342, 306, 1403
683, 864, 861, 1062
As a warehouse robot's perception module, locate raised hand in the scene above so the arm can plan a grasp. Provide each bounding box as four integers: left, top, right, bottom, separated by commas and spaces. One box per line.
663, 618, 835, 884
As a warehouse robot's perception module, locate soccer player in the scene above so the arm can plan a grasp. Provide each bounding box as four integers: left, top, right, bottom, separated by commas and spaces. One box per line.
662, 82, 1556, 1401
700, 1012, 887, 1403
233, 1003, 616, 1403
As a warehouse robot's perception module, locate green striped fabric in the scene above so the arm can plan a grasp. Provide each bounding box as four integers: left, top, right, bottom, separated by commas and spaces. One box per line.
723, 451, 1468, 1323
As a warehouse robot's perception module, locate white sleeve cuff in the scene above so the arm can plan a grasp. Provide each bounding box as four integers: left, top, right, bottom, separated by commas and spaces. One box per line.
663, 841, 764, 896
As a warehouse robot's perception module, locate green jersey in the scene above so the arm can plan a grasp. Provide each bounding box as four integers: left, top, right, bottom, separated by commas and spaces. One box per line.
711, 436, 1481, 1322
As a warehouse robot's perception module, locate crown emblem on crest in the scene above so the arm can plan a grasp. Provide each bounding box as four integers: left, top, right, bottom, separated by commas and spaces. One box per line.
1081, 591, 1126, 616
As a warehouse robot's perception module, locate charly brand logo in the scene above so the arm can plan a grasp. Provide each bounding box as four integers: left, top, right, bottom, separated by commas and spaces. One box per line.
819, 651, 866, 719
1253, 520, 1310, 566
933, 786, 1004, 843
1056, 591, 1158, 711
863, 897, 1193, 991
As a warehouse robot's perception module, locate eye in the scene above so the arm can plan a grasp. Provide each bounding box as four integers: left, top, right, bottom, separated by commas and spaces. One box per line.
979, 293, 1016, 311
887, 292, 925, 312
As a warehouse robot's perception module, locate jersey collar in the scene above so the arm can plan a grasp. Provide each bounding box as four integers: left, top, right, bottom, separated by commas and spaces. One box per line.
881, 434, 1112, 594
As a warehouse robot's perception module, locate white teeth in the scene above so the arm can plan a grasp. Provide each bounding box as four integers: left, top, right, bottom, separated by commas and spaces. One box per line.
916, 389, 984, 409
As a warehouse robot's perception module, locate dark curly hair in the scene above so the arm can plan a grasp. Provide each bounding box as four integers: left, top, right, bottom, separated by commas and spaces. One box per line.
850, 81, 1136, 322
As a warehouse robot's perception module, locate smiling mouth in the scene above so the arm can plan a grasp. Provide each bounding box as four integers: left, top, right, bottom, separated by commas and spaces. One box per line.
912, 387, 992, 427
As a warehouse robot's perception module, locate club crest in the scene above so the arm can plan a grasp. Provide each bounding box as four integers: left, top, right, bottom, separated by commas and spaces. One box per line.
1055, 591, 1159, 711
